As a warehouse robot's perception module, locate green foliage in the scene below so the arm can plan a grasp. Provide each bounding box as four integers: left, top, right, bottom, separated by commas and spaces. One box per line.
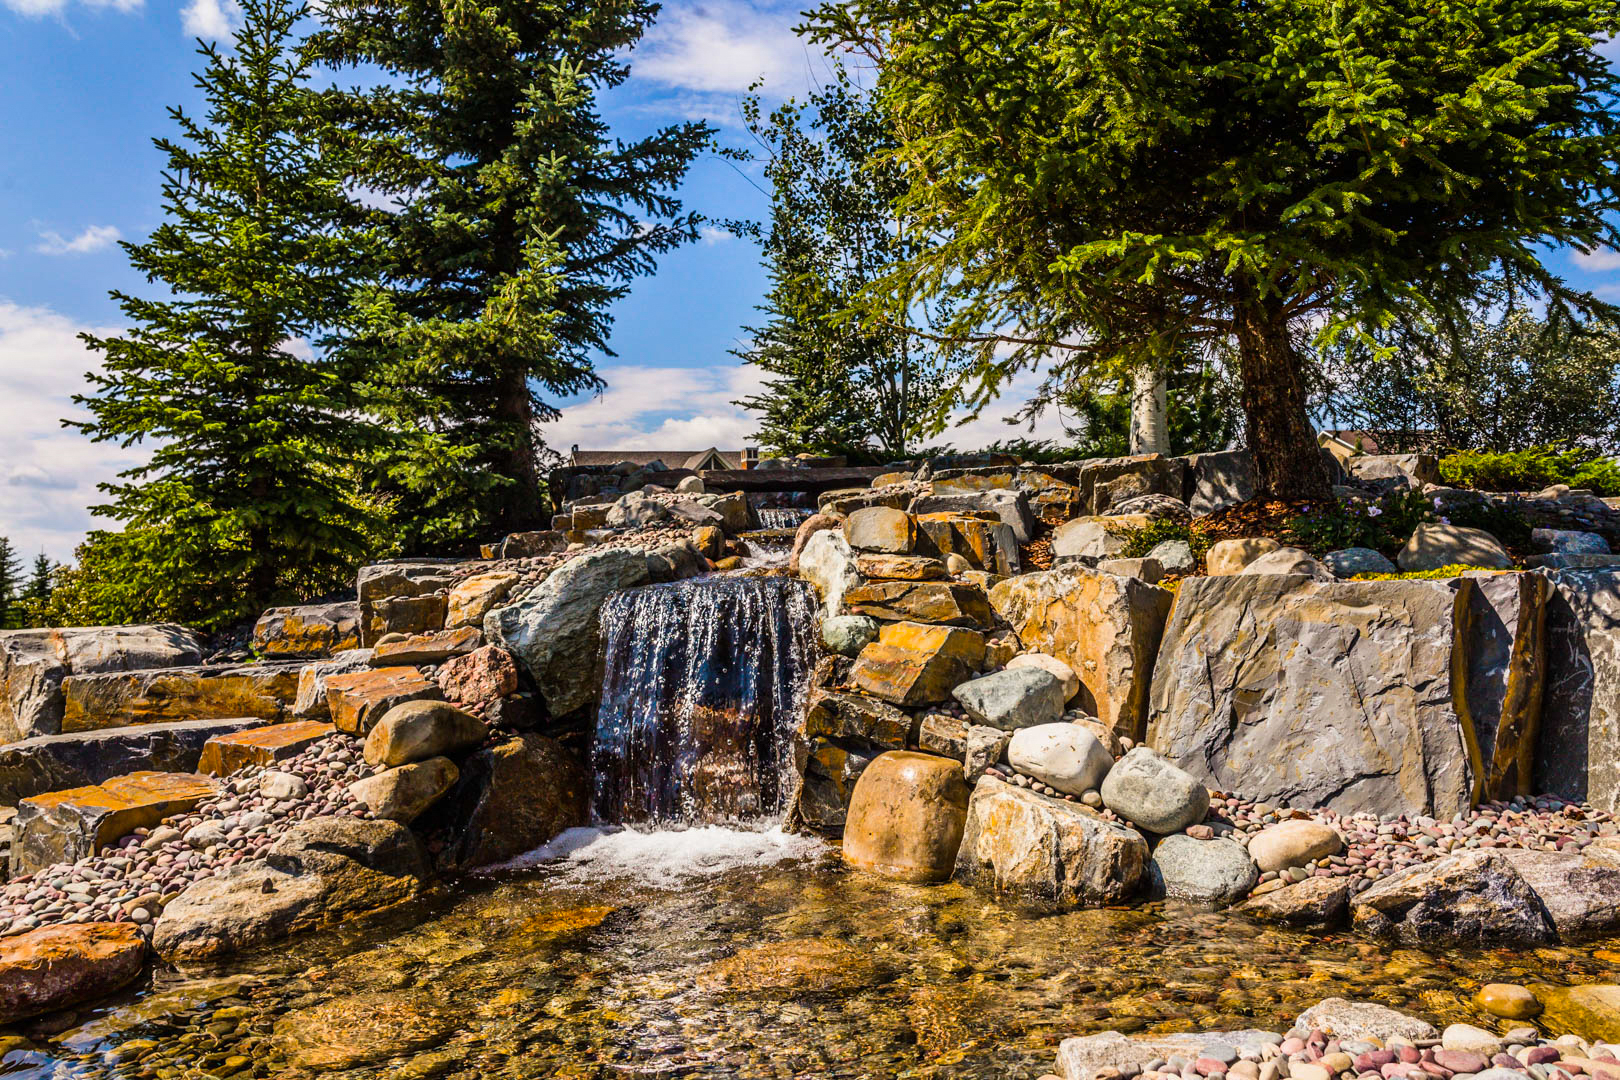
1439, 499, 1534, 554
1323, 306, 1620, 455
1285, 490, 1433, 556
73, 0, 386, 631
1439, 446, 1620, 496
805, 0, 1620, 499
311, 0, 710, 548
12, 553, 58, 630
732, 70, 963, 459
0, 538, 21, 630
1064, 348, 1242, 458
1115, 519, 1213, 567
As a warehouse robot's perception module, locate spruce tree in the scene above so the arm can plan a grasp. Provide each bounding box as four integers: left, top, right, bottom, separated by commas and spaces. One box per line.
310, 0, 711, 547
74, 0, 383, 629
0, 538, 20, 630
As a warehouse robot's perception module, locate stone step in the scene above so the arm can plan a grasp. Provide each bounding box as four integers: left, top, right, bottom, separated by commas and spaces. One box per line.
197, 720, 334, 777
0, 624, 203, 743
59, 662, 304, 734
251, 602, 360, 659
322, 667, 443, 735
13, 771, 219, 879
0, 717, 264, 806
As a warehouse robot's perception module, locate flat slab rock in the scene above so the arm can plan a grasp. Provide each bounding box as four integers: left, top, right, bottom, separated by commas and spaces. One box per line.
0, 922, 147, 1024
14, 770, 219, 878
0, 716, 261, 805
197, 720, 335, 777
60, 661, 304, 733
1056, 1030, 1285, 1080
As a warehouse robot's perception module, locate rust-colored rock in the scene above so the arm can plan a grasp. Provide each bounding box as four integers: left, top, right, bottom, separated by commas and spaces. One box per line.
357, 563, 458, 647
843, 580, 996, 628
369, 625, 482, 667
445, 572, 520, 630
14, 771, 219, 877
801, 689, 912, 749
251, 602, 360, 658
324, 667, 443, 735
197, 720, 335, 777
435, 644, 520, 706
847, 622, 985, 707
842, 751, 970, 883
854, 554, 948, 581
914, 513, 1019, 576
60, 662, 303, 733
0, 923, 146, 1023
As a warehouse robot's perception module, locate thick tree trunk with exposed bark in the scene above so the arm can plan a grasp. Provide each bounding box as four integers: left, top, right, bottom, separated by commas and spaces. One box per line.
1232, 289, 1331, 501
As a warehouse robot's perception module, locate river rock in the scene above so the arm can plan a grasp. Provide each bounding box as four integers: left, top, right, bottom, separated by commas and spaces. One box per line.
485, 547, 649, 716
1147, 575, 1479, 818
1239, 876, 1351, 929
989, 564, 1172, 740
952, 668, 1066, 730
1537, 985, 1620, 1044
1442, 1023, 1503, 1054
1247, 820, 1343, 873
1206, 537, 1280, 576
292, 649, 374, 721
1006, 653, 1081, 702
152, 817, 429, 962
1350, 850, 1556, 945
1148, 834, 1258, 906
1474, 983, 1542, 1020
820, 615, 880, 657
362, 700, 486, 767
1055, 1030, 1286, 1080
0, 623, 203, 742
1239, 546, 1335, 580
259, 770, 307, 800
434, 644, 519, 706
844, 506, 915, 554
428, 734, 589, 869
1323, 547, 1398, 576
798, 529, 864, 616
956, 775, 1146, 905
349, 757, 459, 822
1100, 746, 1209, 834
1006, 723, 1113, 796
445, 571, 520, 630
842, 751, 971, 883
0, 923, 146, 1023
1497, 847, 1620, 939
273, 992, 457, 1071
1149, 539, 1197, 574
1399, 522, 1512, 571
1293, 998, 1439, 1041
1539, 568, 1620, 814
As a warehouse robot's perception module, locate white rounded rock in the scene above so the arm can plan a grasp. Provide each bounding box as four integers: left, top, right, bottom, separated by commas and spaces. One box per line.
1247, 819, 1343, 873
1006, 653, 1081, 703
1006, 723, 1113, 797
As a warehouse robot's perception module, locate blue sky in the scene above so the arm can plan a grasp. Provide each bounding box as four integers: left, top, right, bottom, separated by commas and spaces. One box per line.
0, 0, 1617, 563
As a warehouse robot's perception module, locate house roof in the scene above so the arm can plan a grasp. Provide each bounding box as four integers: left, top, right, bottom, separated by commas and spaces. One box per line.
568, 448, 747, 470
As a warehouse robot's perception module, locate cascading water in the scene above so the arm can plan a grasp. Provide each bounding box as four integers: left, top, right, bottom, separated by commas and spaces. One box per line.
756, 507, 812, 530
591, 575, 817, 826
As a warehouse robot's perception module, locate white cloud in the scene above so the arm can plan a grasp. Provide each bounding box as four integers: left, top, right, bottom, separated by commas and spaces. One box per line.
0, 300, 150, 564
181, 0, 240, 38
2, 0, 139, 17
540, 361, 1072, 457
698, 226, 735, 246
33, 225, 121, 256
1573, 248, 1620, 272
635, 1, 829, 112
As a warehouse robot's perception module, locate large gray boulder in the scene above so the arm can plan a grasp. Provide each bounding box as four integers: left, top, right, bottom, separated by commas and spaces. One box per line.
1347, 453, 1439, 491
1148, 834, 1259, 906
1292, 998, 1439, 1042
910, 489, 1035, 544
1100, 746, 1209, 834
1539, 568, 1620, 813
1533, 528, 1610, 556
1239, 546, 1335, 580
951, 667, 1065, 730
485, 548, 650, 716
1398, 522, 1512, 571
605, 489, 671, 529
955, 775, 1146, 905
1182, 449, 1254, 516
1349, 850, 1556, 945
0, 625, 203, 742
1323, 547, 1397, 577
151, 817, 429, 963
1147, 575, 1480, 818
1498, 846, 1620, 940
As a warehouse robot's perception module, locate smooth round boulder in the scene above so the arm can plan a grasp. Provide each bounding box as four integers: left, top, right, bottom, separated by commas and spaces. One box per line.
1239, 546, 1335, 580
363, 700, 487, 767
944, 553, 972, 575
843, 506, 915, 554
1149, 834, 1259, 906
1398, 522, 1512, 571
1324, 547, 1397, 576
1474, 983, 1542, 1020
1248, 819, 1343, 873
1100, 746, 1210, 834
675, 475, 705, 494
348, 757, 460, 823
842, 751, 970, 883
1006, 723, 1112, 797
1006, 653, 1081, 703
820, 614, 879, 657
1206, 537, 1280, 576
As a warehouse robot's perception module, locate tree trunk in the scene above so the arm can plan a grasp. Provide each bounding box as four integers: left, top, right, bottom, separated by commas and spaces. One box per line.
1232, 289, 1331, 501
1129, 364, 1170, 456
495, 367, 547, 533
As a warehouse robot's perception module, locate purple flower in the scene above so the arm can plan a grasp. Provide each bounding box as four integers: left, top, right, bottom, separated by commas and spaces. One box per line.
1433, 497, 1444, 509
1367, 506, 1383, 517
1441, 516, 1451, 525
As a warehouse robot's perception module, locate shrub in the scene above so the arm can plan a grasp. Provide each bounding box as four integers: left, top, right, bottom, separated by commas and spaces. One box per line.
1115, 519, 1213, 567
1438, 445, 1620, 496
1285, 489, 1434, 556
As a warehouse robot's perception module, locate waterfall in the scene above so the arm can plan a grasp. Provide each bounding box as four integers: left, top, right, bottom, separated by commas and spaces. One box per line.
592, 576, 817, 827
756, 507, 812, 530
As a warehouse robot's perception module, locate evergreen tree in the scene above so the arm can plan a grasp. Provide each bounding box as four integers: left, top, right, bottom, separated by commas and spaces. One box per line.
733, 71, 962, 460
74, 0, 384, 630
14, 552, 56, 629
310, 0, 711, 548
1065, 349, 1244, 459
0, 538, 20, 630
808, 0, 1620, 499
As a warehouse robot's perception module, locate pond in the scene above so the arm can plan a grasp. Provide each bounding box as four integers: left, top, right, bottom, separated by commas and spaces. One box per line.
9, 823, 1619, 1080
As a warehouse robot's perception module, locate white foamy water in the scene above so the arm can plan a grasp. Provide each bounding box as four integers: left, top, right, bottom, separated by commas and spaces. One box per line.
488, 824, 829, 888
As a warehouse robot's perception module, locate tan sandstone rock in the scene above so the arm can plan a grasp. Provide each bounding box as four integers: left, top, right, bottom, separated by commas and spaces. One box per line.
1205, 537, 1281, 576
362, 700, 486, 767
445, 571, 520, 630
847, 622, 985, 706
842, 751, 971, 883
1247, 820, 1344, 873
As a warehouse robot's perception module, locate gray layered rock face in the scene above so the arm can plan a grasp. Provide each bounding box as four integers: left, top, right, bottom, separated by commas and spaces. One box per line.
485, 547, 650, 716
0, 625, 203, 742
1464, 572, 1548, 800
1349, 850, 1556, 945
1147, 575, 1480, 818
1539, 568, 1620, 814
1078, 455, 1186, 516
1347, 453, 1439, 491
955, 776, 1146, 905
1533, 528, 1610, 556
910, 489, 1035, 544
152, 817, 429, 963
0, 717, 262, 805
1183, 449, 1254, 516
1497, 846, 1620, 940
1100, 746, 1209, 834
951, 667, 1066, 730
1148, 834, 1258, 906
